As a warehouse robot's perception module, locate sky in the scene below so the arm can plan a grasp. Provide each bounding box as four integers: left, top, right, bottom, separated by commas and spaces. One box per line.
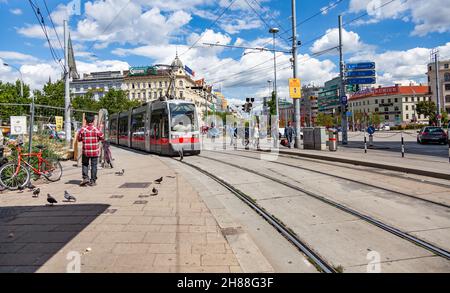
0, 0, 450, 105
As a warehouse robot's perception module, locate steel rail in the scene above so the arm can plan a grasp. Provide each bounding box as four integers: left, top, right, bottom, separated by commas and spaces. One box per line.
196, 155, 450, 261
176, 158, 336, 273
204, 150, 450, 209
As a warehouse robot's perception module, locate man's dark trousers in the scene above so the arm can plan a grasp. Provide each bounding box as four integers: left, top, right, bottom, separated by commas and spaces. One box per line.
82, 155, 98, 182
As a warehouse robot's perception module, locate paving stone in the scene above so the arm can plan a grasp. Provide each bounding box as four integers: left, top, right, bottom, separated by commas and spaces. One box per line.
201, 254, 240, 266
112, 243, 150, 255
93, 232, 145, 243
143, 232, 177, 244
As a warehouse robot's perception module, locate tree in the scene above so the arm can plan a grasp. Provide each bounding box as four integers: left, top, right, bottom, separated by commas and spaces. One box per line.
267, 91, 277, 116
97, 89, 140, 114
316, 113, 333, 127
371, 112, 382, 127
34, 80, 65, 107
441, 110, 448, 126
0, 80, 32, 123
416, 100, 436, 125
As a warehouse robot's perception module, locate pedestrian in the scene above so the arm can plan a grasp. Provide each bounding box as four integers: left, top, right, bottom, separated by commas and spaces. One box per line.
77, 114, 104, 186
254, 123, 260, 150
284, 121, 295, 148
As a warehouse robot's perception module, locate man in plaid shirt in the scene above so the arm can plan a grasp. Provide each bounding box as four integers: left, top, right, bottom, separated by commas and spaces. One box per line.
77, 114, 104, 186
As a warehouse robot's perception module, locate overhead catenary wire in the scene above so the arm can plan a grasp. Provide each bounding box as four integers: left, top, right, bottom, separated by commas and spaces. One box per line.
180, 0, 238, 56
42, 0, 64, 52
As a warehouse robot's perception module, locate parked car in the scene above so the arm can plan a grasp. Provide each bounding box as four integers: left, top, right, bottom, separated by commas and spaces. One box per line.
417, 126, 448, 145
380, 124, 390, 131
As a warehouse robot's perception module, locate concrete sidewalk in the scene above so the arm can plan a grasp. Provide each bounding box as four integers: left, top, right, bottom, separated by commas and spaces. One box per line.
0, 147, 270, 273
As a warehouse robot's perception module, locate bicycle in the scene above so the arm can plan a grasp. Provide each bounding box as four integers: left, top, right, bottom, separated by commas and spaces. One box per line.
0, 142, 63, 190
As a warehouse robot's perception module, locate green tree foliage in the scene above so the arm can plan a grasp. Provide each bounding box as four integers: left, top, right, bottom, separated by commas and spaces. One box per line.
371, 112, 382, 126
267, 91, 277, 115
441, 110, 448, 126
34, 80, 65, 107
97, 89, 140, 114
416, 100, 436, 124
0, 80, 31, 122
316, 113, 334, 127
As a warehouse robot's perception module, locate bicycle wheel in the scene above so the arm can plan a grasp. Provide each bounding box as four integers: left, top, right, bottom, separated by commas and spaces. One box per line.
0, 162, 30, 190
41, 158, 63, 182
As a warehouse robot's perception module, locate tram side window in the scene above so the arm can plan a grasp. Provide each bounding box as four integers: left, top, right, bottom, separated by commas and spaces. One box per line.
118, 117, 128, 138
151, 109, 169, 139
131, 113, 145, 135
110, 118, 118, 137
151, 110, 162, 139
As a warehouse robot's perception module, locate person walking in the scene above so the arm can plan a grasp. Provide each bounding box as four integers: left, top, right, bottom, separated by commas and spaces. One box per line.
254, 123, 260, 150
77, 114, 104, 186
284, 121, 295, 148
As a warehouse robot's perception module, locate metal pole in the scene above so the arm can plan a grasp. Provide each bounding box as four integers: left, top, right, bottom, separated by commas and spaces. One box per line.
272, 32, 279, 140
64, 20, 72, 147
364, 129, 367, 153
292, 0, 301, 148
351, 100, 355, 131
401, 131, 405, 158
434, 53, 442, 127
338, 15, 348, 144
28, 95, 35, 163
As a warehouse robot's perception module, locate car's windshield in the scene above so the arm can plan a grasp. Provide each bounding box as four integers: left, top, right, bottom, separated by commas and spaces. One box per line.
425, 127, 444, 133
170, 103, 198, 132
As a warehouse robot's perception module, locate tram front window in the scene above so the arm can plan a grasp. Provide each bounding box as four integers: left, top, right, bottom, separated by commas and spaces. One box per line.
170, 103, 198, 132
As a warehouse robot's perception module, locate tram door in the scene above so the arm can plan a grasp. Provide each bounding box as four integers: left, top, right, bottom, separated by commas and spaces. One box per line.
150, 109, 163, 154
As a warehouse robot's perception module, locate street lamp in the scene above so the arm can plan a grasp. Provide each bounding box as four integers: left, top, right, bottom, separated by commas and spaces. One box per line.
269, 27, 279, 143
3, 62, 23, 97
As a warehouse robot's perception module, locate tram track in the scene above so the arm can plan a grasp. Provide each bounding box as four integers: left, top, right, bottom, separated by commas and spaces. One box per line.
175, 157, 336, 273
202, 150, 450, 209
186, 154, 450, 261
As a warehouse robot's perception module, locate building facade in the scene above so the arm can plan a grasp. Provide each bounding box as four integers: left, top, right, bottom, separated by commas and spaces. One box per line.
70, 71, 125, 100
349, 85, 431, 127
427, 59, 450, 114
318, 77, 341, 115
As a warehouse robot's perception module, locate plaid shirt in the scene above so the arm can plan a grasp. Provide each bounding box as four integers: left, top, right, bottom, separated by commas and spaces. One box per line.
77, 123, 104, 157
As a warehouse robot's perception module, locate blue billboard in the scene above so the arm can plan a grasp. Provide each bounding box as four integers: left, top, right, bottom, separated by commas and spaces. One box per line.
345, 70, 376, 77
346, 77, 376, 85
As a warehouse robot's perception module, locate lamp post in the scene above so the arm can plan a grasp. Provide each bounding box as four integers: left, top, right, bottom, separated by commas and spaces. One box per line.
3, 63, 23, 98
269, 27, 279, 144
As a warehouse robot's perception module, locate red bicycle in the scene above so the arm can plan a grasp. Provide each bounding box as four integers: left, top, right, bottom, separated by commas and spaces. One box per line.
0, 142, 63, 190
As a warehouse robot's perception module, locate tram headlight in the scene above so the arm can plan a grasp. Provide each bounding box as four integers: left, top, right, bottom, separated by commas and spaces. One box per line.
171, 134, 179, 139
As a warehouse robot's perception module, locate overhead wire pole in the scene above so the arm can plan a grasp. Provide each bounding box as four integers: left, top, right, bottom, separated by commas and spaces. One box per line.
64, 20, 71, 148
338, 15, 348, 145
292, 0, 301, 149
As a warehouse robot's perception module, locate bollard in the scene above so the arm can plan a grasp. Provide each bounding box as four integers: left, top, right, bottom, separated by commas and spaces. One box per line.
369, 134, 373, 147
364, 132, 367, 153
401, 132, 405, 158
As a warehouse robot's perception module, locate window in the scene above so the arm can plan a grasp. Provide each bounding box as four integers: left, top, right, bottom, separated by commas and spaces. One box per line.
159, 81, 162, 88
180, 91, 183, 98
445, 84, 450, 91
179, 80, 184, 87
445, 73, 450, 82
406, 114, 409, 119
137, 93, 141, 99
132, 93, 135, 99
165, 81, 168, 87
412, 105, 415, 110
388, 99, 391, 103
148, 83, 152, 88
446, 95, 450, 103
405, 97, 408, 102
384, 107, 389, 112
445, 64, 449, 69
381, 99, 384, 104
394, 106, 399, 111
394, 98, 398, 103
363, 101, 365, 105
375, 99, 378, 104
132, 83, 135, 89
385, 115, 389, 120
375, 108, 379, 112
406, 105, 409, 111
411, 97, 415, 102
154, 92, 157, 99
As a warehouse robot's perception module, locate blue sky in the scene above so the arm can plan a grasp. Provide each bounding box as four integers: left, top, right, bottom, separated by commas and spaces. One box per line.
1, 0, 450, 103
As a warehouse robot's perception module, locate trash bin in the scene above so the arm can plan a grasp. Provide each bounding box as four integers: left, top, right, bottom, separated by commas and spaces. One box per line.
329, 130, 338, 151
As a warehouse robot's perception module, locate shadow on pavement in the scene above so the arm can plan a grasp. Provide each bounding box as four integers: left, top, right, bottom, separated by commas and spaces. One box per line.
65, 180, 83, 185
0, 203, 110, 273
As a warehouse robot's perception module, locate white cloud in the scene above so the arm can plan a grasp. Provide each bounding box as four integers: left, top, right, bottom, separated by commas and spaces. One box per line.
348, 0, 450, 36
0, 51, 38, 63
310, 28, 373, 55
10, 8, 22, 15
349, 42, 450, 85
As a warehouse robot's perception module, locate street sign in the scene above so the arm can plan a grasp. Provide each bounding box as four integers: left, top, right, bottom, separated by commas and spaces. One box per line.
10, 116, 27, 135
289, 78, 301, 99
340, 95, 348, 105
346, 77, 376, 85
55, 116, 63, 132
367, 126, 375, 135
345, 62, 375, 70
345, 70, 376, 77
346, 111, 352, 117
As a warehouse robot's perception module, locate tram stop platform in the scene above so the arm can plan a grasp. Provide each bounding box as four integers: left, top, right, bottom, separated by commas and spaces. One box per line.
0, 147, 273, 273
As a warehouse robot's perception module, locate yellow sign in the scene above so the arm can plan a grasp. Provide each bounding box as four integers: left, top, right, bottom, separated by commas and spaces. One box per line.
55, 116, 63, 132
289, 78, 301, 98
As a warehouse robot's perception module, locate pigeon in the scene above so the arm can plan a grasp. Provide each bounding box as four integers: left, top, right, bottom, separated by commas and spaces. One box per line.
115, 169, 125, 176
151, 187, 158, 196
64, 190, 77, 202
154, 177, 163, 184
17, 185, 25, 193
32, 188, 40, 197
47, 194, 57, 206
